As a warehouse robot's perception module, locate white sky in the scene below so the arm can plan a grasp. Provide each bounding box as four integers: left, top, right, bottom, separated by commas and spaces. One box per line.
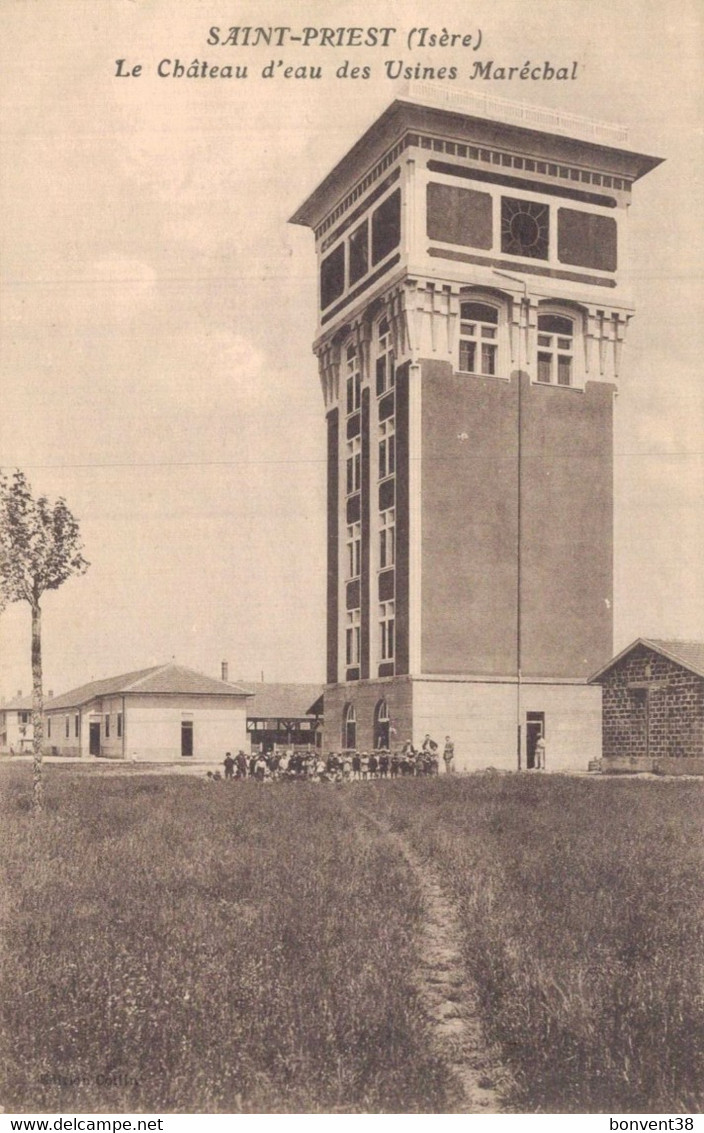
1, 0, 702, 698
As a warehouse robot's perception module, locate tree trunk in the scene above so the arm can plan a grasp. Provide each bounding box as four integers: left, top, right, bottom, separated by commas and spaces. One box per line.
31, 597, 43, 814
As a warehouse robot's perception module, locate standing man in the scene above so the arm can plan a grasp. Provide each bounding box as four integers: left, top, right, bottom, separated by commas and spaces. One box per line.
442, 736, 455, 775
535, 733, 546, 771
223, 752, 235, 780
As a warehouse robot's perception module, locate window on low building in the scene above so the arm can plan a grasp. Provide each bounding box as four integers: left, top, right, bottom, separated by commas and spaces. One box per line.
117, 713, 122, 739
105, 713, 110, 739
459, 302, 499, 376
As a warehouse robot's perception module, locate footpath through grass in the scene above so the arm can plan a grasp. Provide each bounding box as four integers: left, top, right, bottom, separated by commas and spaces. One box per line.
0, 765, 450, 1113
358, 773, 704, 1113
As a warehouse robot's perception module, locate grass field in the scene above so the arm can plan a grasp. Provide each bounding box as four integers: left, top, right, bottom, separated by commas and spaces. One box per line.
360, 774, 704, 1113
1, 763, 702, 1113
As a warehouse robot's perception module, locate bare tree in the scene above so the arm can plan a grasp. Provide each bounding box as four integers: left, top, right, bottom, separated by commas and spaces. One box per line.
0, 470, 89, 812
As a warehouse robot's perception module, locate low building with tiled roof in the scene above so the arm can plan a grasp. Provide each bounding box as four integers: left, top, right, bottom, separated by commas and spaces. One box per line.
588, 639, 704, 774
238, 680, 324, 751
44, 663, 252, 762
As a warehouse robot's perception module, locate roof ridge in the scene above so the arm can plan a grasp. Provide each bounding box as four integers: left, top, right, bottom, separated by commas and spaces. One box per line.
121, 662, 174, 692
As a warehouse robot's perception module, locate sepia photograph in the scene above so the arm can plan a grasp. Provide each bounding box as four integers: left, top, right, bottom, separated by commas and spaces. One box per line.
1, 0, 702, 1122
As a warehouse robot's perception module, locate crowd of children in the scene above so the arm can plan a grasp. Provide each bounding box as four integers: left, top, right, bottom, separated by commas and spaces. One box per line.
213, 735, 455, 782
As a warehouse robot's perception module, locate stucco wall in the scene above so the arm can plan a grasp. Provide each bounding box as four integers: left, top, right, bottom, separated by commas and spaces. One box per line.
124, 695, 248, 762
413, 678, 602, 772
324, 675, 600, 771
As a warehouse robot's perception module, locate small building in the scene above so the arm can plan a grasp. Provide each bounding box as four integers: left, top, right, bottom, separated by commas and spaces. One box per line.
589, 639, 704, 775
0, 693, 34, 752
43, 663, 252, 762
241, 681, 324, 751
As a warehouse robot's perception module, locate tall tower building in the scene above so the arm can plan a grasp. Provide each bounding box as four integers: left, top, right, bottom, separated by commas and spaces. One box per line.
290, 84, 662, 771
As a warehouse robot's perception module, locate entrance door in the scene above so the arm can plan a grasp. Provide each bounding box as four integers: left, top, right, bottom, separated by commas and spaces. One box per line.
526, 712, 545, 769
181, 720, 193, 757
89, 722, 101, 756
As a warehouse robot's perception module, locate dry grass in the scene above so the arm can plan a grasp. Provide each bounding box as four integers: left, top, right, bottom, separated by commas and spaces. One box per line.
2, 765, 702, 1114
359, 773, 704, 1113
0, 765, 449, 1113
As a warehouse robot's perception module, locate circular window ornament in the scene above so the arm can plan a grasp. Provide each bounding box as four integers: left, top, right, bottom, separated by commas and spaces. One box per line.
501, 197, 549, 260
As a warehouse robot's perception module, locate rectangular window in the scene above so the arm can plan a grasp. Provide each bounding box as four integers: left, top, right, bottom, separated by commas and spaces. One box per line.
105, 714, 110, 739
537, 352, 552, 383
379, 600, 395, 661
75, 714, 79, 738
459, 302, 499, 376
65, 715, 70, 739
426, 182, 493, 249
348, 220, 369, 285
375, 318, 395, 396
47, 716, 51, 739
320, 243, 345, 309
557, 355, 572, 386
346, 436, 361, 495
537, 314, 574, 386
378, 418, 395, 480
345, 344, 361, 415
371, 189, 401, 265
346, 609, 361, 667
346, 522, 361, 579
117, 713, 122, 738
379, 508, 395, 569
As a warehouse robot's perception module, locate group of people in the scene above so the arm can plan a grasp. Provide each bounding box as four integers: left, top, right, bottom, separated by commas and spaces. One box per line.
215, 734, 456, 783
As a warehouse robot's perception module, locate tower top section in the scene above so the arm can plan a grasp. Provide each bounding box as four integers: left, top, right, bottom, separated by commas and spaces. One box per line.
290, 81, 662, 231
290, 83, 663, 356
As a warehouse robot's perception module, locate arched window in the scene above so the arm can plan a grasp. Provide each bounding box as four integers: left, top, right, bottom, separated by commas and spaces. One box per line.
343, 703, 357, 751
537, 313, 574, 386
374, 700, 390, 750
459, 301, 499, 376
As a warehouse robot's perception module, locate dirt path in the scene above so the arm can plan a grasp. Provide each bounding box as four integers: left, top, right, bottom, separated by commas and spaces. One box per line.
358, 806, 507, 1114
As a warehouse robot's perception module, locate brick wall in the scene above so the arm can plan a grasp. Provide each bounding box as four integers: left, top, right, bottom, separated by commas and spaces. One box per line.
600, 645, 704, 761
323, 677, 413, 753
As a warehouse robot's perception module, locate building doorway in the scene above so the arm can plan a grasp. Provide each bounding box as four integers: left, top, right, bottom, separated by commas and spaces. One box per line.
343, 704, 356, 750
181, 720, 193, 757
374, 699, 390, 749
89, 721, 100, 756
526, 711, 545, 769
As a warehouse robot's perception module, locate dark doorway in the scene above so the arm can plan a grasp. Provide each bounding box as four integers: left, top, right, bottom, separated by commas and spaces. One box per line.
526, 711, 545, 769
181, 721, 194, 757
374, 699, 390, 749
89, 722, 101, 756
343, 704, 356, 750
